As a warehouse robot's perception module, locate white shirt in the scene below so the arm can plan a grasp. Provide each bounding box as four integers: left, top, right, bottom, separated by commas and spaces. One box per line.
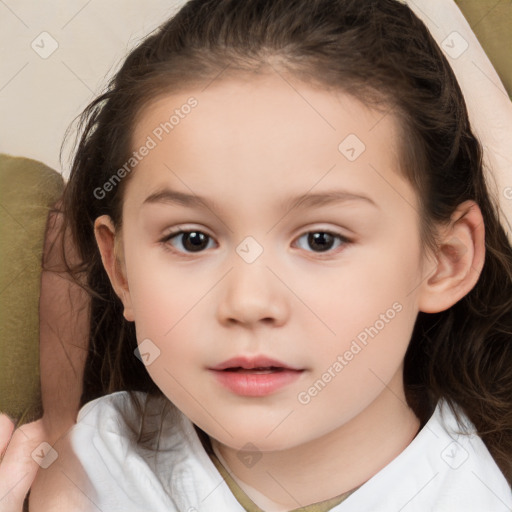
66, 390, 512, 512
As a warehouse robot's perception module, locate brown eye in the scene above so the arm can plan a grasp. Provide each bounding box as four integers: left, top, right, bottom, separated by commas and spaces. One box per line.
161, 230, 214, 253
295, 231, 349, 254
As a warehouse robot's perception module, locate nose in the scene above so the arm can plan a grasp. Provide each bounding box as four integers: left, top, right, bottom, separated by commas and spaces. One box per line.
216, 256, 289, 328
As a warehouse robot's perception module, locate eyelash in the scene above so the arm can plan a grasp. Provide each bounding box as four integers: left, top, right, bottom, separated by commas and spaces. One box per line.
158, 228, 352, 258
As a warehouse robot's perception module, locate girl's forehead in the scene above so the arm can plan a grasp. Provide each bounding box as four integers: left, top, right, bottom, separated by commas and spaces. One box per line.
125, 75, 413, 214
134, 74, 391, 141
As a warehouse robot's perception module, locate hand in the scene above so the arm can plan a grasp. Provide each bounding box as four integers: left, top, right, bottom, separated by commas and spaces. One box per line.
0, 413, 46, 512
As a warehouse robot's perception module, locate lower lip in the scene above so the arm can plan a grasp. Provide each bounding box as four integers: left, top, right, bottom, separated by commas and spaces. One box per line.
209, 369, 304, 397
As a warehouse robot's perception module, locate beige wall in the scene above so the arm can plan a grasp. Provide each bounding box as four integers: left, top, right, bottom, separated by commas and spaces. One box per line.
0, 0, 186, 174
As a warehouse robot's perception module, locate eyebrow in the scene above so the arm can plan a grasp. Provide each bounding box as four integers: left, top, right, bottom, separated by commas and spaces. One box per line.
142, 187, 378, 212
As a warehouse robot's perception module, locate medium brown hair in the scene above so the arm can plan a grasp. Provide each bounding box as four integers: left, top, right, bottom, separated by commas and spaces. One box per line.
50, 0, 512, 483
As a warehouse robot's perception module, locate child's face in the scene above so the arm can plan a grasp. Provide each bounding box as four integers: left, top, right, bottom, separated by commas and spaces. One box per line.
109, 74, 432, 450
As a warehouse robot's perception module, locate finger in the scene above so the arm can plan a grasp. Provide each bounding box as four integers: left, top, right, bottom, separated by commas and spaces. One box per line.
0, 418, 47, 511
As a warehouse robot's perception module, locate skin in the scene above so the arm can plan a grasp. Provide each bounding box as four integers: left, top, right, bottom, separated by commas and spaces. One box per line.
0, 414, 45, 511
39, 201, 89, 444
92, 72, 485, 511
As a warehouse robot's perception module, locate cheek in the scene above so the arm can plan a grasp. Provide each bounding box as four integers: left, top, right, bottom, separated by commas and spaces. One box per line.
302, 239, 421, 394
298, 298, 417, 430
306, 246, 419, 345
124, 248, 212, 375
125, 244, 205, 333
131, 278, 210, 407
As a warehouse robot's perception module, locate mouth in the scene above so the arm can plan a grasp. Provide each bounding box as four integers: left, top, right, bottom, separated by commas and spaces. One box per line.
209, 355, 304, 372
208, 356, 305, 396
219, 366, 293, 374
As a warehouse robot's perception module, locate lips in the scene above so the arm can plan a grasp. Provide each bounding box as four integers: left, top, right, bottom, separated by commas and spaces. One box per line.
209, 355, 305, 396
209, 355, 303, 372
223, 368, 285, 374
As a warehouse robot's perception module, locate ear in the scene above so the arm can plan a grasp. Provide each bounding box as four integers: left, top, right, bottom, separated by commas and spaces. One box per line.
93, 215, 135, 322
417, 200, 485, 313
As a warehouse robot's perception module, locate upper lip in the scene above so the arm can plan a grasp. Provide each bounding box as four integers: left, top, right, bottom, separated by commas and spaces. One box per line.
209, 355, 303, 371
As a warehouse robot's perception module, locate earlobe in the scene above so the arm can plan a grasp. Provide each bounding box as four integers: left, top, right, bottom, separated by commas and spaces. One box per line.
93, 215, 135, 322
417, 200, 485, 314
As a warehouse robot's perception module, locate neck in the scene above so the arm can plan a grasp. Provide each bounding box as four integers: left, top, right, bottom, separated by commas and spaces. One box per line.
209, 369, 422, 512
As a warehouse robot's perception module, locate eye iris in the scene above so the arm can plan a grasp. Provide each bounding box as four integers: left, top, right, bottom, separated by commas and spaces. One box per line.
309, 232, 334, 252
183, 231, 208, 252
173, 231, 340, 253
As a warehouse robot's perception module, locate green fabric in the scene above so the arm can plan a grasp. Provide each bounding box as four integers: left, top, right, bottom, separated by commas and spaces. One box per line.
0, 154, 64, 425
455, 0, 512, 99
208, 450, 360, 512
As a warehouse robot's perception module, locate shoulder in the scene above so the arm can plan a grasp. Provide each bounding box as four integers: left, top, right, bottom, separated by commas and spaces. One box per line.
414, 399, 512, 509
428, 399, 512, 508
29, 391, 178, 512
64, 391, 244, 511
29, 392, 137, 510
68, 390, 171, 474
338, 399, 512, 512
74, 390, 146, 430
71, 390, 189, 455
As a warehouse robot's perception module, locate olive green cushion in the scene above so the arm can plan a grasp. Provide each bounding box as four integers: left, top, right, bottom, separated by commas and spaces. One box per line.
0, 154, 64, 425
455, 0, 512, 99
